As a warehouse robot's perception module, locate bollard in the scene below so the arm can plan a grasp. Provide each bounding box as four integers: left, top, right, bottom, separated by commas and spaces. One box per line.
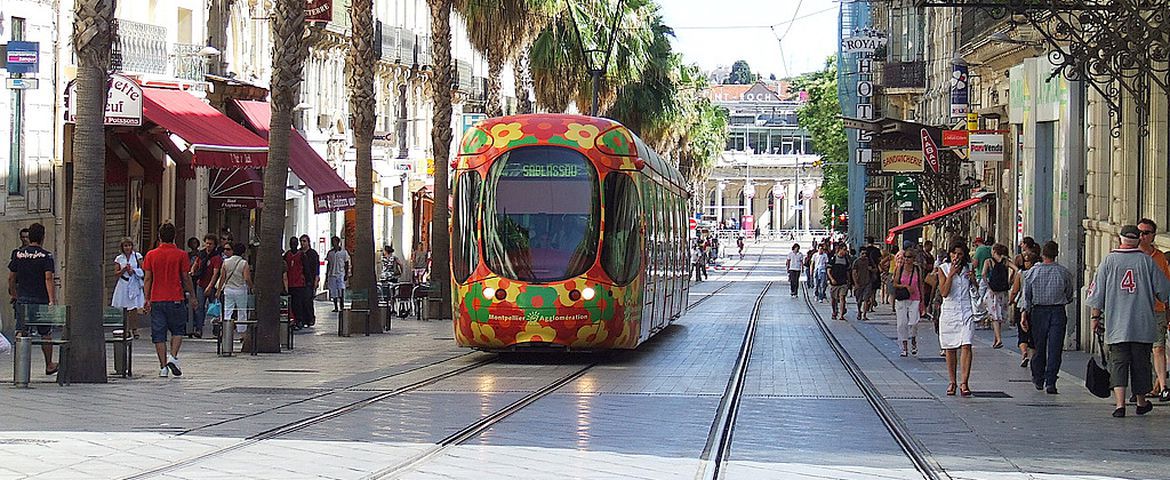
339, 310, 351, 337
219, 318, 235, 356
278, 319, 289, 349
112, 331, 127, 375
14, 336, 31, 388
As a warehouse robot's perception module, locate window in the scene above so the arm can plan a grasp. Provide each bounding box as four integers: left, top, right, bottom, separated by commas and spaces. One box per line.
452, 171, 481, 283
483, 146, 599, 283
601, 173, 641, 285
9, 17, 26, 195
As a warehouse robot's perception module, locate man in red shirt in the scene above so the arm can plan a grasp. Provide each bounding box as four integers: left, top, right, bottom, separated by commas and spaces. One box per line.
143, 223, 196, 378
283, 237, 307, 329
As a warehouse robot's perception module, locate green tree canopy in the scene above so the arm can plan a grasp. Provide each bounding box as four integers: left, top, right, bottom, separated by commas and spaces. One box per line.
727, 59, 754, 84
794, 56, 847, 230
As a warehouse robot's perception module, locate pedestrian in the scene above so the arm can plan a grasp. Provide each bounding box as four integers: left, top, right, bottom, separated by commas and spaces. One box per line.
188, 234, 222, 339
692, 241, 708, 282
1018, 241, 1074, 393
142, 223, 196, 378
982, 243, 1017, 349
711, 236, 720, 263
828, 244, 852, 320
813, 245, 830, 303
737, 235, 746, 259
1086, 225, 1170, 417
299, 234, 320, 326
1135, 218, 1170, 401
214, 242, 253, 350
325, 236, 351, 312
880, 245, 896, 306
785, 243, 803, 297
1014, 236, 1039, 267
892, 248, 923, 356
864, 238, 881, 312
9, 223, 58, 375
804, 245, 817, 289
111, 237, 145, 339
936, 241, 976, 396
283, 237, 307, 329
1008, 251, 1038, 368
851, 250, 875, 321
10, 227, 30, 326
972, 236, 993, 327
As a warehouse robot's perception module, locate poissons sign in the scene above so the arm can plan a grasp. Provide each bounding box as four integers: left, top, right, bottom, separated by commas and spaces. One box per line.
64, 73, 143, 127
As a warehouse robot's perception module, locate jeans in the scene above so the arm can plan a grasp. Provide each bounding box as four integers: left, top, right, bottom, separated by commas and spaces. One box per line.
1030, 305, 1067, 387
814, 270, 828, 301
193, 287, 208, 334
788, 270, 801, 295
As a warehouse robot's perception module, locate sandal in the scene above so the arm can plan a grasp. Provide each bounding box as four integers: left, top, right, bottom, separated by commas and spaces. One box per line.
946, 383, 957, 396
960, 384, 972, 397
992, 341, 1003, 349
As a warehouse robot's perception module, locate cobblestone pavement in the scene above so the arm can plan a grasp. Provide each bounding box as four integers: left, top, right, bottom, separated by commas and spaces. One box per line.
0, 243, 1165, 480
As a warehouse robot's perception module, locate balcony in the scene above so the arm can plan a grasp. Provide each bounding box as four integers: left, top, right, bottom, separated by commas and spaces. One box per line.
878, 61, 925, 91
113, 19, 167, 75
170, 43, 208, 82
456, 59, 474, 94
960, 11, 1005, 47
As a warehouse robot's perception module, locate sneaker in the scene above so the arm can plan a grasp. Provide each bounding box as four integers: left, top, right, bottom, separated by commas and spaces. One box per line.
1160, 388, 1170, 402
899, 350, 908, 357
1046, 385, 1059, 395
166, 356, 183, 377
159, 367, 169, 378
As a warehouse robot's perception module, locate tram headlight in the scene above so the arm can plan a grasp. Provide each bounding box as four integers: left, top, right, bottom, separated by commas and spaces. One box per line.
495, 288, 508, 300
568, 289, 582, 302
482, 287, 496, 300
581, 287, 596, 301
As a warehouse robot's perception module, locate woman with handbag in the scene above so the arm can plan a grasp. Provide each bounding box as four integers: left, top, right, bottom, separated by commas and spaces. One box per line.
214, 243, 253, 349
111, 238, 145, 339
893, 247, 924, 357
936, 242, 976, 396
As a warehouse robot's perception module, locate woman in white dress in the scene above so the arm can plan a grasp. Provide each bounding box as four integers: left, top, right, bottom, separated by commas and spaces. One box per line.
111, 237, 144, 339
936, 242, 975, 397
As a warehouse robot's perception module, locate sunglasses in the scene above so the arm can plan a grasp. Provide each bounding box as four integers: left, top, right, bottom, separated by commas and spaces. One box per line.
1140, 229, 1156, 236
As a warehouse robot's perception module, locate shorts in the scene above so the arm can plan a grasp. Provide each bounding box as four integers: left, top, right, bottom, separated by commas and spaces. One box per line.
14, 301, 53, 336
1155, 312, 1168, 348
830, 284, 850, 300
327, 275, 346, 299
854, 284, 872, 302
150, 301, 188, 343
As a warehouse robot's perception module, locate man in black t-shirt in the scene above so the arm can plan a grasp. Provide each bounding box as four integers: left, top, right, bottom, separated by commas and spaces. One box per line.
8, 223, 58, 375
298, 235, 320, 327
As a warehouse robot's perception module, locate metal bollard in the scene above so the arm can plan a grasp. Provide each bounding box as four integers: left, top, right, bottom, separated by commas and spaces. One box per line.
14, 336, 31, 388
278, 320, 289, 349
219, 318, 235, 356
339, 310, 351, 337
112, 333, 127, 375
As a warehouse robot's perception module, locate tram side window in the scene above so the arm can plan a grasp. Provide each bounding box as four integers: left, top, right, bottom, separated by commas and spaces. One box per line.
452, 170, 483, 283
601, 173, 642, 285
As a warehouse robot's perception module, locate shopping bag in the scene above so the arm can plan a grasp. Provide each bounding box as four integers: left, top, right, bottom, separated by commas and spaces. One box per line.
206, 299, 223, 319
1085, 333, 1111, 399
0, 333, 11, 354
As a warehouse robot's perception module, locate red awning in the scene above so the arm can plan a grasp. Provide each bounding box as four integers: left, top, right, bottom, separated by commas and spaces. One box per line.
141, 88, 268, 168
231, 100, 356, 213
885, 192, 993, 244
209, 168, 264, 210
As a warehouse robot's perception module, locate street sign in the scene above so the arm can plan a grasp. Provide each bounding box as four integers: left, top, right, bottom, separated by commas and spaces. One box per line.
921, 128, 940, 173
5, 41, 38, 75
5, 77, 38, 90
688, 218, 697, 230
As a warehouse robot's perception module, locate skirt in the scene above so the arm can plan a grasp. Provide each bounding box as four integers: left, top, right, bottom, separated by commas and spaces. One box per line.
938, 305, 974, 349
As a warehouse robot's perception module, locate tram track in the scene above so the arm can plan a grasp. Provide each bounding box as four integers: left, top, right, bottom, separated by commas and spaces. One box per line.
799, 283, 950, 480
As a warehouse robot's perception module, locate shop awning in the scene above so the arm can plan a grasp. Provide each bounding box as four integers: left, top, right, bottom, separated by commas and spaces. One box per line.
885, 192, 993, 244
373, 193, 403, 208
141, 88, 268, 168
231, 100, 356, 213
209, 168, 264, 210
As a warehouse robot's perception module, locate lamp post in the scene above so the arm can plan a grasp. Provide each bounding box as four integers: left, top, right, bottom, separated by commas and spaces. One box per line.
584, 48, 607, 116
570, 0, 625, 116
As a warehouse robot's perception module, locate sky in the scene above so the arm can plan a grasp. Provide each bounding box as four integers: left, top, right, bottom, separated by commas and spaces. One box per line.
658, 0, 840, 79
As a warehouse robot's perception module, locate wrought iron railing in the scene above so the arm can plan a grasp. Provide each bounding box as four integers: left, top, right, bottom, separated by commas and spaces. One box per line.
170, 43, 208, 82
113, 19, 167, 75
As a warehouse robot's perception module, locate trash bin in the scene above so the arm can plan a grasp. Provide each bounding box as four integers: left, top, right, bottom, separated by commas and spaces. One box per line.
112, 331, 127, 375
219, 318, 236, 356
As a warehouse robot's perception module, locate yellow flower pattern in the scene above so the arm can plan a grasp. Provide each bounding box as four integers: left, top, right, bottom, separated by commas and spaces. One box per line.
490, 122, 525, 148
564, 123, 601, 149
515, 322, 558, 344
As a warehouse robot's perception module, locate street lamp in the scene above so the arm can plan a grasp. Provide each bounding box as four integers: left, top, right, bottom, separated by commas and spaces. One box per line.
569, 0, 625, 116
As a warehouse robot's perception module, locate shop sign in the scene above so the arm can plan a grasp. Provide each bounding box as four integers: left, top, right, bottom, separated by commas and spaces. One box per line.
394, 160, 414, 172
841, 30, 887, 54
305, 0, 332, 22
966, 112, 978, 131
5, 41, 38, 74
64, 73, 142, 126
950, 64, 968, 118
880, 150, 925, 173
893, 175, 919, 207
920, 128, 940, 173
942, 130, 968, 147
969, 133, 1005, 162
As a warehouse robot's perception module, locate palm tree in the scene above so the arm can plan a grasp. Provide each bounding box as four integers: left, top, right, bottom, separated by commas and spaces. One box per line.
64, 0, 116, 383
347, 0, 377, 310
604, 11, 676, 149
255, 0, 308, 352
453, 0, 559, 116
428, 0, 455, 318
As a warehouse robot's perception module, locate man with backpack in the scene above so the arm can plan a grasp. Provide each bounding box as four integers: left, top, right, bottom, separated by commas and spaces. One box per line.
828, 244, 852, 320
188, 234, 221, 339
981, 243, 1017, 349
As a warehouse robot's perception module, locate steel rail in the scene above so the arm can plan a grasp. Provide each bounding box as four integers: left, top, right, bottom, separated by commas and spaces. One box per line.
800, 284, 950, 480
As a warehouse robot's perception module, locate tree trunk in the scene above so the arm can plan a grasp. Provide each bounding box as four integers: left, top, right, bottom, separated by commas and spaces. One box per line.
514, 50, 534, 114
348, 0, 377, 303
256, 0, 307, 352
485, 50, 504, 117
64, 0, 115, 383
429, 0, 454, 319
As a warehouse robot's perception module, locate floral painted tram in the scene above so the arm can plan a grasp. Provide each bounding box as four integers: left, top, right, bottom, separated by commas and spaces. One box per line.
451, 114, 691, 350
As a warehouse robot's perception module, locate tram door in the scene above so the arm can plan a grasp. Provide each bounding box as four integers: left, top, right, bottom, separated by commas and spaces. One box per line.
640, 178, 658, 342
660, 184, 674, 331
654, 184, 669, 331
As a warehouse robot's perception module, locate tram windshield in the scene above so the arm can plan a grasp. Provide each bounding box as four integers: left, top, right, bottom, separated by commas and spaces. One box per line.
483, 146, 600, 283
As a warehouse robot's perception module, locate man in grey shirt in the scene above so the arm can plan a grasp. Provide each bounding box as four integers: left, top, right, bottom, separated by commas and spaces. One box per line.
1087, 225, 1170, 417
1020, 241, 1075, 393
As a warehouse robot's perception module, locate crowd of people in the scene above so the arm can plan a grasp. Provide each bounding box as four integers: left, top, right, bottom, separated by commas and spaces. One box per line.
797, 224, 1170, 417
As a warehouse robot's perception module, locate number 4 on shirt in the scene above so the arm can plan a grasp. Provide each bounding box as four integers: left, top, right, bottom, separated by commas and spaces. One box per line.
1121, 269, 1137, 293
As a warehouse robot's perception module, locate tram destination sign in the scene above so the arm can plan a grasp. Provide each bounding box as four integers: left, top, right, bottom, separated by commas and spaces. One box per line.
502, 161, 585, 178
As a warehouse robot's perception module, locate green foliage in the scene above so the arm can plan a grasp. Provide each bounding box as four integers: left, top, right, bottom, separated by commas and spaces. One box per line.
794, 56, 848, 230
727, 59, 755, 85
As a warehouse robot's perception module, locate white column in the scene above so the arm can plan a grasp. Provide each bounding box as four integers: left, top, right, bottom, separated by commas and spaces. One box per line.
715, 181, 726, 225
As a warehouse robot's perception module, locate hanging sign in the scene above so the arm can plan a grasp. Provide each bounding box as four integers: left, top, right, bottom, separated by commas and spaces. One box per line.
942, 130, 968, 147
920, 128, 940, 173
950, 64, 968, 118
64, 73, 143, 126
880, 151, 925, 173
305, 0, 332, 22
969, 133, 1005, 162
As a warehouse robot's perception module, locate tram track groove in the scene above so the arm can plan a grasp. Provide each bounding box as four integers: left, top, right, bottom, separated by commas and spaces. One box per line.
696, 281, 774, 480
800, 282, 951, 480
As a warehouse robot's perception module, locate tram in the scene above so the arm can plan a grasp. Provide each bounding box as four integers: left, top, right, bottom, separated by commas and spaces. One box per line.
451, 114, 691, 351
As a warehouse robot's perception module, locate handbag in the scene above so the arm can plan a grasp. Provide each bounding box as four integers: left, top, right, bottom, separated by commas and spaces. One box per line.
1085, 331, 1112, 398
893, 267, 913, 301
206, 299, 223, 318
